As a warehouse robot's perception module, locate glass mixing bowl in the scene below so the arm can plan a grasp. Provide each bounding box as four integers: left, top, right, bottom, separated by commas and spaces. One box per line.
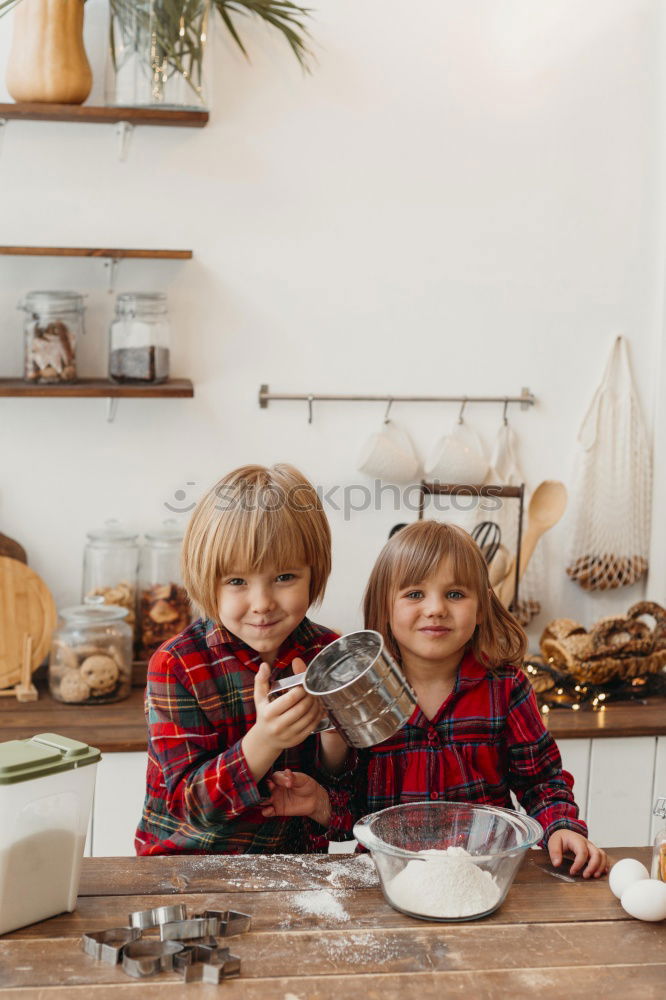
353, 801, 543, 922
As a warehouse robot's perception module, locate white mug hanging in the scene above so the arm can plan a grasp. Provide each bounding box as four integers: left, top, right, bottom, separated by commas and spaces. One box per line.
425, 403, 488, 484
357, 403, 421, 484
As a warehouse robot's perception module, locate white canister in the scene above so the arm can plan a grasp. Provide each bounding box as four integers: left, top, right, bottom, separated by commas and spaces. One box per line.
0, 733, 100, 935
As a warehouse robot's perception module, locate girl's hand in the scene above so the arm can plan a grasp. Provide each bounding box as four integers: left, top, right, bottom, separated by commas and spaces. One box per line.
252, 662, 325, 753
548, 829, 609, 878
261, 769, 332, 828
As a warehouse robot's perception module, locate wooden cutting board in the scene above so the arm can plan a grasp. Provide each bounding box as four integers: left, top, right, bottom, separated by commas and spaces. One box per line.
0, 531, 27, 564
0, 556, 57, 689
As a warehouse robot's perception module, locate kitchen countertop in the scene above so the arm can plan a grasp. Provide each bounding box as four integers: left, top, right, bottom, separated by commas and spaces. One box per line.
0, 848, 662, 997
1, 681, 665, 752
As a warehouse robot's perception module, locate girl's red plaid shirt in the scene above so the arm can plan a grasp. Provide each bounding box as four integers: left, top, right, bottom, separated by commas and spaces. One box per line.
347, 649, 587, 844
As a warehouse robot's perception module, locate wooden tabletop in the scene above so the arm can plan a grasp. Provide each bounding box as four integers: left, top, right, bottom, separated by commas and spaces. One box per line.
1, 682, 665, 752
0, 848, 663, 998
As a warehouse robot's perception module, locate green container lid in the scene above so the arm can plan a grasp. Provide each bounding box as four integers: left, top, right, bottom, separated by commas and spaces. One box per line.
0, 733, 101, 785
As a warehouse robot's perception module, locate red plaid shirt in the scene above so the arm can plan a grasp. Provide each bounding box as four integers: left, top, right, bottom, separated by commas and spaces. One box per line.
346, 650, 587, 844
135, 616, 346, 855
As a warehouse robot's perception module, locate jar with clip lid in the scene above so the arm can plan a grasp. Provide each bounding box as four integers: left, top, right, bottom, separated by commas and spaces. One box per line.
652, 797, 666, 882
109, 292, 170, 384
138, 519, 191, 660
49, 599, 133, 704
82, 520, 139, 643
20, 291, 84, 383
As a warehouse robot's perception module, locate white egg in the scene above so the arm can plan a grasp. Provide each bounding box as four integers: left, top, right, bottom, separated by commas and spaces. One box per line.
621, 879, 666, 922
608, 857, 649, 899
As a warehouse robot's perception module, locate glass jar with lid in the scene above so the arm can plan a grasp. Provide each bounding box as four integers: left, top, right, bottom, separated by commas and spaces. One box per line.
49, 602, 133, 704
138, 519, 191, 660
109, 292, 170, 384
82, 520, 139, 643
20, 291, 84, 384
653, 797, 666, 881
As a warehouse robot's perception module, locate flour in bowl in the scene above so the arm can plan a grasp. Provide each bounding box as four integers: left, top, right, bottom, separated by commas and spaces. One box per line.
386, 846, 500, 919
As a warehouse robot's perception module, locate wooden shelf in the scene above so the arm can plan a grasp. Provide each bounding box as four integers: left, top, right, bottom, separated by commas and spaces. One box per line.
0, 246, 192, 259
0, 378, 194, 398
0, 103, 208, 127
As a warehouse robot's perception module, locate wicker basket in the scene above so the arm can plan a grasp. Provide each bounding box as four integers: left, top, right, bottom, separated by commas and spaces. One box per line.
538, 601, 666, 686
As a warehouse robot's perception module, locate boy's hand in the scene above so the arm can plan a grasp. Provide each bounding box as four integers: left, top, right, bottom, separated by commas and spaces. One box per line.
252, 662, 325, 753
261, 769, 331, 828
548, 829, 609, 878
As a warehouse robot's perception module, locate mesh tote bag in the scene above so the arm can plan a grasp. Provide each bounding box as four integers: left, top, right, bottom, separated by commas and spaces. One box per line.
567, 336, 652, 591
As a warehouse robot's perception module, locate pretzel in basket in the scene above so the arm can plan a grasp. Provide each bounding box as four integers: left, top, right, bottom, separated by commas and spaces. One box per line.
627, 601, 666, 651
590, 616, 654, 658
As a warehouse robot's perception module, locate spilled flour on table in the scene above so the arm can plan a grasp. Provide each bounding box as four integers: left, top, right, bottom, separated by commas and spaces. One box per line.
325, 854, 378, 888
321, 931, 399, 966
290, 889, 350, 921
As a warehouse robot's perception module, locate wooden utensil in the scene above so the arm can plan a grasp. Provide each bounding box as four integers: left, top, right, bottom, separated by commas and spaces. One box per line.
0, 556, 57, 690
489, 544, 511, 588
497, 480, 568, 608
0, 531, 27, 564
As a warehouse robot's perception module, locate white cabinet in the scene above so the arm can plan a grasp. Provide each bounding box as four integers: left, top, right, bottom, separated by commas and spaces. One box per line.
91, 752, 147, 856
558, 739, 591, 821
586, 737, 657, 847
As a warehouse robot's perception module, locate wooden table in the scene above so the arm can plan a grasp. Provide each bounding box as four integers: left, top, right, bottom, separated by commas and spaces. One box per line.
2, 682, 665, 752
1, 848, 664, 999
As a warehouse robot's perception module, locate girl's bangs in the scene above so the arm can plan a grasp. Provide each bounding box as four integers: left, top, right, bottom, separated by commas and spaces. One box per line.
393, 524, 483, 594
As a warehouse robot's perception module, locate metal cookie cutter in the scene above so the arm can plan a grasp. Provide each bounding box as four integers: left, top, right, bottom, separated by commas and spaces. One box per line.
81, 927, 142, 965
181, 951, 241, 984
199, 909, 252, 936
160, 915, 221, 941
122, 940, 184, 978
129, 903, 187, 930
174, 942, 228, 968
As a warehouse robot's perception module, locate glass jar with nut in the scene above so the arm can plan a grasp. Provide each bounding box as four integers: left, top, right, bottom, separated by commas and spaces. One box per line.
20, 290, 84, 384
138, 520, 191, 660
82, 521, 139, 644
49, 604, 133, 704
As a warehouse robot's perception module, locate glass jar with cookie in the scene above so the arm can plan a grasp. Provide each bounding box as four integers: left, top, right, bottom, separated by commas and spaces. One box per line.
138, 520, 191, 661
48, 603, 133, 704
82, 520, 139, 645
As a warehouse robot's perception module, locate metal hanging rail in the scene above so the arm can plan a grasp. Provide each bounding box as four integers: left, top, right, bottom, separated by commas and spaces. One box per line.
259, 384, 535, 423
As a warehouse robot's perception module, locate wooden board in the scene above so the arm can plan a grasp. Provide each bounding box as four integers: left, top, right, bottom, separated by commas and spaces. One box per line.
0, 379, 194, 398
0, 850, 662, 999
73, 849, 651, 899
0, 532, 27, 564
0, 104, 208, 127
0, 556, 56, 689
0, 965, 661, 1000
0, 247, 192, 258
3, 685, 666, 753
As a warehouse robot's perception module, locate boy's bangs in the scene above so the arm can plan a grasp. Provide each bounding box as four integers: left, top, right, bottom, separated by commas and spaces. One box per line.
394, 525, 481, 594
216, 503, 307, 577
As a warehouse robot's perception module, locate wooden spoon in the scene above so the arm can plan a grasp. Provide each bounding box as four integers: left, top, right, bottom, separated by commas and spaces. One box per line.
497, 481, 568, 607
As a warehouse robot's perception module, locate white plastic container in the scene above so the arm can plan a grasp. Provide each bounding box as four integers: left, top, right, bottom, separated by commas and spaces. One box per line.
0, 732, 100, 936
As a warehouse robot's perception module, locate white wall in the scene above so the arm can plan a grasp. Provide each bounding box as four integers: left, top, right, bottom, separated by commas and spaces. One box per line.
0, 0, 663, 645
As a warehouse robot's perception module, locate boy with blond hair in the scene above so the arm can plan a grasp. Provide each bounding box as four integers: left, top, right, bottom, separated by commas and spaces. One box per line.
135, 464, 349, 855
